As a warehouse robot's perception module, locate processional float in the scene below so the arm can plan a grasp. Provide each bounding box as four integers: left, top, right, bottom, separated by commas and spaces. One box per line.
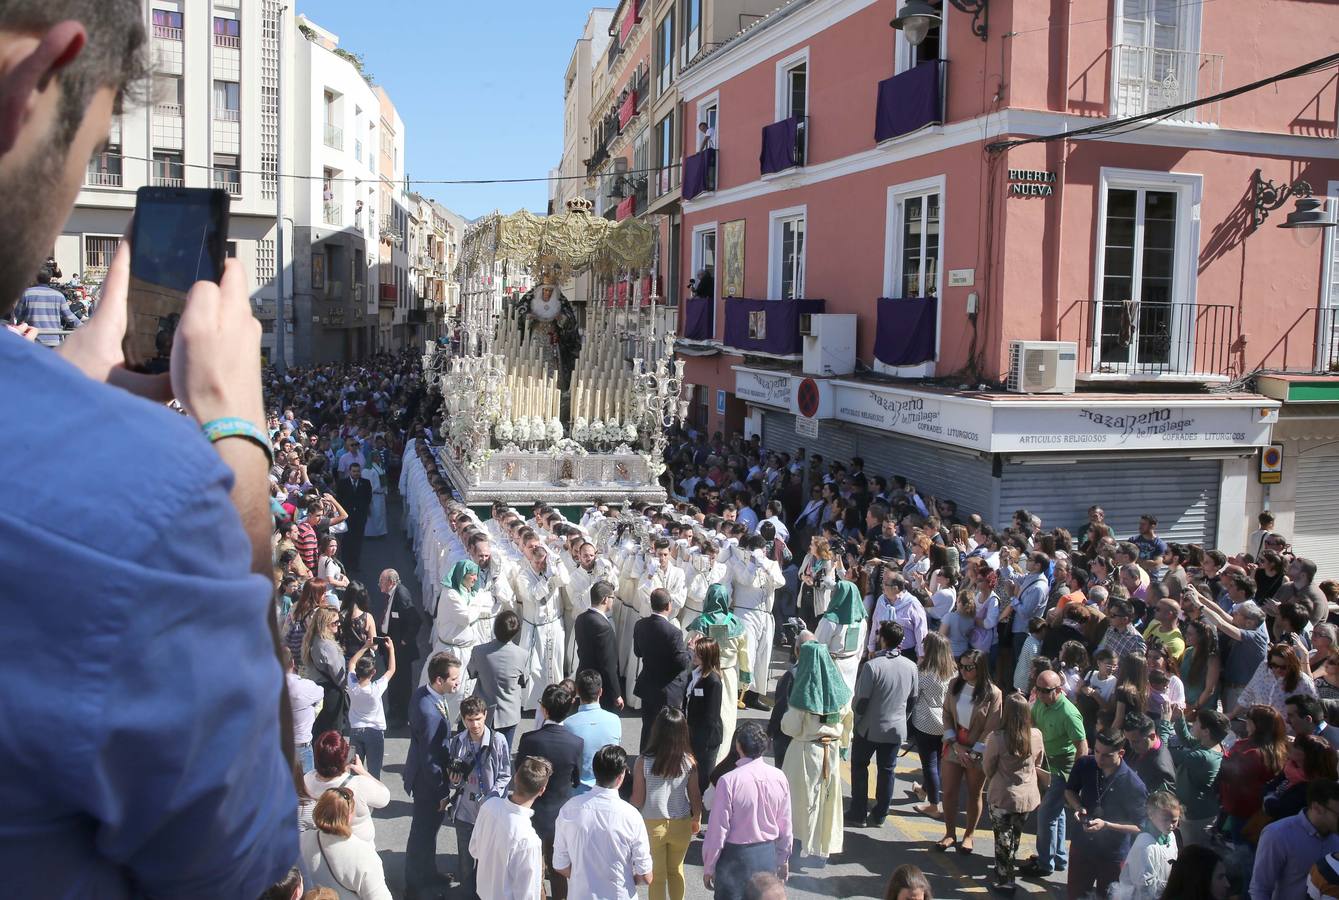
424, 197, 687, 506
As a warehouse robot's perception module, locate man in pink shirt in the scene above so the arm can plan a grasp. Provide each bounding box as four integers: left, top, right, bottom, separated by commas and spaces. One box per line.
702, 722, 792, 899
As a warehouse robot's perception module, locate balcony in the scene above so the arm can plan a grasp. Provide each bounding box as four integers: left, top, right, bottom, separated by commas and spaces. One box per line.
1111, 44, 1224, 126
212, 169, 241, 196
379, 282, 398, 306
324, 123, 343, 150
323, 202, 342, 225
215, 108, 240, 123
152, 174, 184, 188
618, 88, 639, 130
213, 32, 240, 49
682, 148, 716, 201
152, 24, 182, 41
723, 297, 825, 357
760, 115, 806, 176
85, 153, 123, 188
1058, 299, 1236, 380
875, 60, 944, 143
682, 295, 714, 341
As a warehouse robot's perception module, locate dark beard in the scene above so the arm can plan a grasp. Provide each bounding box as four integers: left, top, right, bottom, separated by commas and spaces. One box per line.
0, 142, 72, 317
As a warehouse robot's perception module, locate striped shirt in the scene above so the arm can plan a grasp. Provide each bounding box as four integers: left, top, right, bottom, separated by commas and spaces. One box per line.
294, 522, 319, 570
640, 755, 692, 820
12, 285, 78, 346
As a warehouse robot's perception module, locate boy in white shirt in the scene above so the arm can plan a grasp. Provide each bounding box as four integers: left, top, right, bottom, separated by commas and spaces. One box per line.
348, 636, 396, 780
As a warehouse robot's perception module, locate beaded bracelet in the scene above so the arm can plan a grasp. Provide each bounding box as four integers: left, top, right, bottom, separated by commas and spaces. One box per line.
200, 417, 274, 466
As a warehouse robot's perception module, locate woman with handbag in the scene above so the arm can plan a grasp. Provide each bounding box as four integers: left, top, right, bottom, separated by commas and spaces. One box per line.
934, 648, 1002, 855
318, 536, 351, 590
300, 785, 392, 899
302, 731, 391, 848
982, 692, 1046, 893
305, 607, 350, 737
799, 536, 842, 626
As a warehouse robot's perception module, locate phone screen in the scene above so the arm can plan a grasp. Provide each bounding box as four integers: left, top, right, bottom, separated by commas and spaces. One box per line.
124, 187, 229, 373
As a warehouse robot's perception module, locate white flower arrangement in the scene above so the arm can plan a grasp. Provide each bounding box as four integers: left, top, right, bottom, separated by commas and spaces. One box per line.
623, 421, 639, 443
546, 417, 564, 443
546, 438, 589, 459
588, 420, 607, 445
515, 415, 533, 444
572, 416, 590, 444
494, 418, 514, 445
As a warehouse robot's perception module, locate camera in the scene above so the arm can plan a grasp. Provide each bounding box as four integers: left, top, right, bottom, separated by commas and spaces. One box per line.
779, 616, 806, 647
446, 757, 474, 781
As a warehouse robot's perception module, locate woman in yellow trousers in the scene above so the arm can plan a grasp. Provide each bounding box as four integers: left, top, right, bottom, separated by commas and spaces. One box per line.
631, 707, 703, 900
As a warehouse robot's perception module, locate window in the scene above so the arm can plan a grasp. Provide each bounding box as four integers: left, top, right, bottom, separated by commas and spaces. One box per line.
696, 98, 718, 153
784, 62, 807, 119
681, 0, 702, 65
896, 192, 940, 297
1113, 0, 1206, 118
225, 241, 237, 258
896, 5, 944, 73
633, 128, 650, 211
154, 74, 183, 112
213, 16, 240, 48
152, 151, 183, 186
691, 225, 717, 300
1092, 169, 1201, 372
213, 80, 239, 121
152, 9, 183, 39
654, 114, 674, 196
656, 13, 674, 95
213, 153, 241, 195
769, 208, 806, 300
84, 236, 119, 278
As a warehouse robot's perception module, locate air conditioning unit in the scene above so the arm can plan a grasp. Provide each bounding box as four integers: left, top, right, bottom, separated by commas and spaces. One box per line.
1007, 340, 1078, 394
802, 313, 856, 376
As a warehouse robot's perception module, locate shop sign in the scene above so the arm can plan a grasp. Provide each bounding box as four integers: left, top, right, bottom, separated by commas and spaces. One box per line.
734, 369, 791, 408
832, 384, 991, 451
796, 416, 819, 439
991, 404, 1275, 451
1008, 169, 1056, 197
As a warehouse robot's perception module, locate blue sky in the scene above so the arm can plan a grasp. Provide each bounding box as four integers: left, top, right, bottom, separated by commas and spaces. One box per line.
300, 2, 612, 220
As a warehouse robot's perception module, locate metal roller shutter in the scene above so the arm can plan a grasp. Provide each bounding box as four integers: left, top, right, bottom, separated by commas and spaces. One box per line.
762, 412, 996, 522
1294, 448, 1339, 577
997, 457, 1221, 546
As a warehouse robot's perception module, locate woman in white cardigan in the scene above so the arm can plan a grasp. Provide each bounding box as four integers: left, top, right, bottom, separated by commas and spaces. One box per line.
301, 786, 392, 900
799, 536, 843, 624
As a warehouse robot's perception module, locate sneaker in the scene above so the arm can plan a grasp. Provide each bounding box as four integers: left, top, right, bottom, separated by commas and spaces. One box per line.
1018, 859, 1054, 878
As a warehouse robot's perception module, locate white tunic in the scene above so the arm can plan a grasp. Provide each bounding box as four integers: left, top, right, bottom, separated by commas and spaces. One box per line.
512, 560, 567, 709
726, 547, 785, 695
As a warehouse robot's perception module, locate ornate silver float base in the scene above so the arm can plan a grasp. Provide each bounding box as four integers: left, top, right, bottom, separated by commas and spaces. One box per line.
435, 445, 666, 506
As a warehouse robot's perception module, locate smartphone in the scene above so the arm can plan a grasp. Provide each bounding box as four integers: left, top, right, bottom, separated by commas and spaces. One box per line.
123, 186, 230, 373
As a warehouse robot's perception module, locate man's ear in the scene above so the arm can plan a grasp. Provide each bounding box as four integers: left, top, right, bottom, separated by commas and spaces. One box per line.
0, 21, 87, 155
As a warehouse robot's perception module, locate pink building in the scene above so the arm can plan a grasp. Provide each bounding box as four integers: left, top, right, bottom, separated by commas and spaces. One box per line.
674, 0, 1339, 564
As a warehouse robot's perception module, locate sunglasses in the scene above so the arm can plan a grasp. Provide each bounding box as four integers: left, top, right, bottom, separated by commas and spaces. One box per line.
1037, 686, 1062, 695
1269, 661, 1288, 671
959, 663, 977, 672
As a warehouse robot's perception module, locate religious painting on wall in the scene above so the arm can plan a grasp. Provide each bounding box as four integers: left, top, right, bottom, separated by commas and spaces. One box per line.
722, 219, 745, 298
311, 252, 326, 291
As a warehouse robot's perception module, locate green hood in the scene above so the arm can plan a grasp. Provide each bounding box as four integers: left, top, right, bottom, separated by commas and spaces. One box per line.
822, 580, 866, 626
687, 582, 745, 639
788, 641, 852, 721
443, 559, 480, 595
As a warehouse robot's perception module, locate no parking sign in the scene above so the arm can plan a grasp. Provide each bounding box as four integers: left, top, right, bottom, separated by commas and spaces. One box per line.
1259, 443, 1283, 484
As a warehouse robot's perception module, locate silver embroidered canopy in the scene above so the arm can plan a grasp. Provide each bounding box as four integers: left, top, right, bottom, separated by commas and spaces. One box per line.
456, 203, 658, 282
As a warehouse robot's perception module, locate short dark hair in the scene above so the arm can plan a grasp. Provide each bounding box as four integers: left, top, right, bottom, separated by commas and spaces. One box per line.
592, 744, 627, 787
426, 652, 459, 683
1095, 731, 1126, 753
1307, 779, 1339, 809
1141, 514, 1158, 526
575, 669, 603, 703
541, 684, 575, 722
1196, 708, 1230, 745
1288, 693, 1326, 725
591, 580, 615, 607
495, 609, 521, 642
460, 696, 487, 719
877, 621, 905, 650
258, 866, 303, 900
650, 587, 672, 613
734, 721, 769, 758
1122, 713, 1156, 737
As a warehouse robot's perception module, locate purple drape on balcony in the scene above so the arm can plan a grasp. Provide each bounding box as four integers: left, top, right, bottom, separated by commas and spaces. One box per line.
875, 61, 943, 143
760, 117, 801, 175
874, 297, 937, 366
683, 296, 713, 340
724, 298, 825, 356
683, 148, 715, 200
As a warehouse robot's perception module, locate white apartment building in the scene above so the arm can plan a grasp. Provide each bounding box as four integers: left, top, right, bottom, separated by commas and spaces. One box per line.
291, 13, 383, 363
374, 90, 412, 352
61, 0, 293, 362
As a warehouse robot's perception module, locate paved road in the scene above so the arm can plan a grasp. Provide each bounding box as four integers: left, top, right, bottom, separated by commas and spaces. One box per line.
347, 496, 1066, 899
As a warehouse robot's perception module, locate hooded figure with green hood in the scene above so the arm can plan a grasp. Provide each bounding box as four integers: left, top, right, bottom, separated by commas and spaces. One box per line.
423, 560, 488, 714
687, 582, 749, 749
814, 580, 868, 704
780, 641, 852, 860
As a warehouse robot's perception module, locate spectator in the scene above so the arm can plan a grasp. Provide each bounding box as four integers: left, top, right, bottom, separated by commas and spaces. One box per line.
566, 670, 624, 791
1063, 731, 1149, 900
1116, 790, 1181, 900
443, 695, 512, 898
868, 571, 928, 661
1251, 780, 1339, 900
1231, 643, 1317, 719
883, 864, 933, 900
702, 722, 792, 900
1168, 705, 1228, 847
1012, 616, 1047, 695
346, 634, 394, 780
12, 265, 80, 345
300, 787, 392, 900
554, 744, 655, 900
470, 756, 551, 900
1180, 618, 1222, 717
1022, 668, 1087, 878
982, 693, 1045, 893
1258, 733, 1339, 827
1143, 596, 1186, 664
1190, 594, 1269, 715
318, 536, 351, 589
515, 683, 584, 900
259, 867, 304, 900
909, 631, 955, 819
1159, 844, 1232, 900
798, 536, 842, 624
686, 638, 726, 793
284, 645, 324, 772
631, 707, 703, 900
468, 609, 530, 749
303, 731, 391, 848
935, 648, 1002, 855
1123, 713, 1176, 795
1219, 706, 1288, 841
940, 591, 978, 659
848, 621, 918, 828
1285, 693, 1339, 747
304, 607, 349, 736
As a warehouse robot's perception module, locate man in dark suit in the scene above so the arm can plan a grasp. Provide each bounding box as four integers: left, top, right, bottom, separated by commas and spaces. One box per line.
376, 568, 422, 727
574, 581, 624, 713
515, 683, 584, 900
403, 652, 461, 900
335, 461, 373, 570
633, 587, 693, 750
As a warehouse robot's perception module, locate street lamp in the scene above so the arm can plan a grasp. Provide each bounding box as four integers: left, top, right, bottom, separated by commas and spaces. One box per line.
1252, 168, 1336, 245
890, 0, 989, 43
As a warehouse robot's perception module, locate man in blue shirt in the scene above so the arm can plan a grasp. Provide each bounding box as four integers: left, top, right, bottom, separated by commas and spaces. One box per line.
1130, 514, 1169, 565
11, 267, 80, 345
0, 5, 295, 897
1063, 732, 1148, 900
565, 669, 624, 791
1251, 780, 1339, 900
